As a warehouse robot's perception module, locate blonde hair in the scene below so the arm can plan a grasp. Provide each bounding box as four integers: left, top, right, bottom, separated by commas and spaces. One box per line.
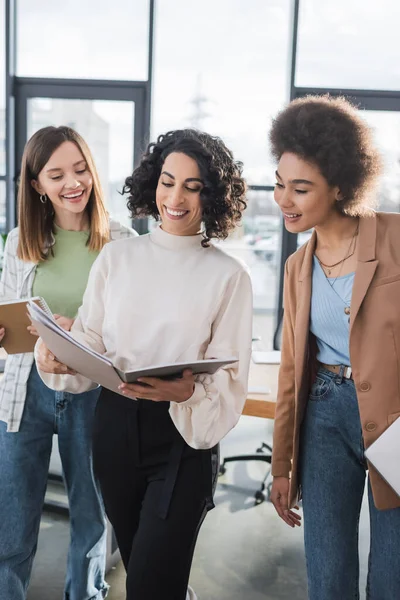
17, 126, 110, 263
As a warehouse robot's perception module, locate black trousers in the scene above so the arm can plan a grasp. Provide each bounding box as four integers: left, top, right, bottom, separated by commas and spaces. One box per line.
92, 389, 216, 600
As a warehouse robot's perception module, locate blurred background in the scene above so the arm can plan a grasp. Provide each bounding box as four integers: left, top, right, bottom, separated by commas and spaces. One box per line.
1, 1, 399, 598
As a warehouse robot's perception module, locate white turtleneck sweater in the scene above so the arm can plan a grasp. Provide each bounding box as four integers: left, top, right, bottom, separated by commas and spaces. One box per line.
36, 226, 253, 449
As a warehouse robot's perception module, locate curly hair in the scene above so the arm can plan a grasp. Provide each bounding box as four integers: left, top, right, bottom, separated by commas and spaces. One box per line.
122, 129, 247, 246
269, 95, 383, 216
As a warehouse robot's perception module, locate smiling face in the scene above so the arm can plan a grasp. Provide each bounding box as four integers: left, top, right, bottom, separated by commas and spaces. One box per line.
274, 152, 340, 233
31, 141, 93, 224
155, 152, 204, 236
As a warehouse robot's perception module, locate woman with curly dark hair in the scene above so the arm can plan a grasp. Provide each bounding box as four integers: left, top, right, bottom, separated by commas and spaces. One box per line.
36, 128, 253, 599
269, 95, 400, 599
124, 128, 247, 245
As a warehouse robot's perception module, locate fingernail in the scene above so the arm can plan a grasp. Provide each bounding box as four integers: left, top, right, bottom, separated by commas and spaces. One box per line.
284, 510, 289, 516
62, 366, 67, 372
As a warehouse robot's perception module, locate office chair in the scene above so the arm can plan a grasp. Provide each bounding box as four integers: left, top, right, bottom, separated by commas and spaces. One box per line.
219, 440, 273, 504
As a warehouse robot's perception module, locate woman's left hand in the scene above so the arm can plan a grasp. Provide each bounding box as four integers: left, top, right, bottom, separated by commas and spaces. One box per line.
119, 369, 195, 403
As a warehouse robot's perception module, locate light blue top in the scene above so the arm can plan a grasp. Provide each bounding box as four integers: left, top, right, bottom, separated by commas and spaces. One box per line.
310, 256, 355, 365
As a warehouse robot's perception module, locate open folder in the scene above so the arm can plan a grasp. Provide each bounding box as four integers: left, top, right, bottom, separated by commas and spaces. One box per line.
28, 301, 238, 396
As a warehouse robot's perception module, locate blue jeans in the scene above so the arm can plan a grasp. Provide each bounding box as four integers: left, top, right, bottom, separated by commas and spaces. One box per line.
300, 366, 400, 600
0, 364, 108, 600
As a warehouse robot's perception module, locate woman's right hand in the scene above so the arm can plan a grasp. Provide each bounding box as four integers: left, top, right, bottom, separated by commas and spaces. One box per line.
270, 476, 302, 528
0, 326, 5, 344
36, 338, 76, 375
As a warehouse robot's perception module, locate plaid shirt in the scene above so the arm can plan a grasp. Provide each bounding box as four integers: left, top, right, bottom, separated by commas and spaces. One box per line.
0, 218, 136, 432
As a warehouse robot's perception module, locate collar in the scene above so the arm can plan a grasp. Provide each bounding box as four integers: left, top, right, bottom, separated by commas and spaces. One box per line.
149, 224, 204, 251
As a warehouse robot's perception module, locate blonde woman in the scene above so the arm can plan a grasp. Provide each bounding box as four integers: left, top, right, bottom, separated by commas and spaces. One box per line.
0, 126, 136, 600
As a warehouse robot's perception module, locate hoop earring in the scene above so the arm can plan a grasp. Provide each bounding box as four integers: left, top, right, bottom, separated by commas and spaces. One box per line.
40, 194, 47, 204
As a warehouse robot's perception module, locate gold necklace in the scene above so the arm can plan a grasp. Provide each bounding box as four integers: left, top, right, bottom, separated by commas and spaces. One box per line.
316, 221, 359, 323
316, 222, 359, 276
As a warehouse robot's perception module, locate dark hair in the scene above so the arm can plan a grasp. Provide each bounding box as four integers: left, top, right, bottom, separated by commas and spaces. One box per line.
123, 129, 247, 246
269, 95, 383, 216
17, 126, 109, 263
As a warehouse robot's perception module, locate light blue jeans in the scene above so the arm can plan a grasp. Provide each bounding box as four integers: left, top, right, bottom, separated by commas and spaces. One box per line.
0, 364, 108, 600
300, 366, 400, 600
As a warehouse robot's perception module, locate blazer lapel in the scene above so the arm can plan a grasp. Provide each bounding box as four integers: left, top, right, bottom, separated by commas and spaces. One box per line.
350, 214, 378, 333
295, 231, 316, 392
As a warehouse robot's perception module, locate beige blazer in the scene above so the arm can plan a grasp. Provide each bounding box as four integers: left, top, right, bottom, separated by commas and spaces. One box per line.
272, 212, 400, 510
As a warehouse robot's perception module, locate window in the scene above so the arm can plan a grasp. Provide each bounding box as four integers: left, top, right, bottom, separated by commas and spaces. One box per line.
361, 111, 400, 212
152, 0, 291, 348
0, 0, 5, 176
216, 189, 281, 348
152, 0, 291, 186
296, 0, 400, 90
0, 181, 5, 232
17, 0, 149, 80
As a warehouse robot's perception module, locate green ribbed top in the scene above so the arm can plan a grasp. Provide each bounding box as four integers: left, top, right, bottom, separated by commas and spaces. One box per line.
32, 225, 100, 318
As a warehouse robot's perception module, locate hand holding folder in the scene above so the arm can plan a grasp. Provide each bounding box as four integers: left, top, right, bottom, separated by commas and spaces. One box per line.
0, 297, 53, 354
28, 300, 238, 396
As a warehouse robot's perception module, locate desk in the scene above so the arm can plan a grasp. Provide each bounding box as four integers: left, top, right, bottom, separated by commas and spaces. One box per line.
243, 362, 279, 420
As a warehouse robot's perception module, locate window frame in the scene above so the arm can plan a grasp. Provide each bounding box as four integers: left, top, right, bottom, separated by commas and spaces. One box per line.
4, 0, 155, 232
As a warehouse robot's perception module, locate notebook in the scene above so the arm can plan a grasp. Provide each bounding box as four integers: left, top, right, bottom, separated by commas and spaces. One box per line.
364, 416, 400, 497
27, 300, 238, 396
0, 297, 53, 354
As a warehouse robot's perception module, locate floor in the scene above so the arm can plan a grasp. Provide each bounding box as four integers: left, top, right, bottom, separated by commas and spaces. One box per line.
27, 416, 370, 600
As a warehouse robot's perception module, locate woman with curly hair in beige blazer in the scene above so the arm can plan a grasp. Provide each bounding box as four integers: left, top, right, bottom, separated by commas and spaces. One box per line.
269, 95, 400, 600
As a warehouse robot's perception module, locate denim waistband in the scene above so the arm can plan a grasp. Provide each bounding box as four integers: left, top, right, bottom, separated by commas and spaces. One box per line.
316, 366, 353, 384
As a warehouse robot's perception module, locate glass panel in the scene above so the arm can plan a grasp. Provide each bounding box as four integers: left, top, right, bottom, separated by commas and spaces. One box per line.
0, 180, 6, 233
17, 0, 149, 80
362, 111, 400, 212
0, 0, 5, 175
152, 0, 291, 186
216, 189, 281, 349
0, 180, 6, 369
296, 0, 400, 90
27, 98, 134, 227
